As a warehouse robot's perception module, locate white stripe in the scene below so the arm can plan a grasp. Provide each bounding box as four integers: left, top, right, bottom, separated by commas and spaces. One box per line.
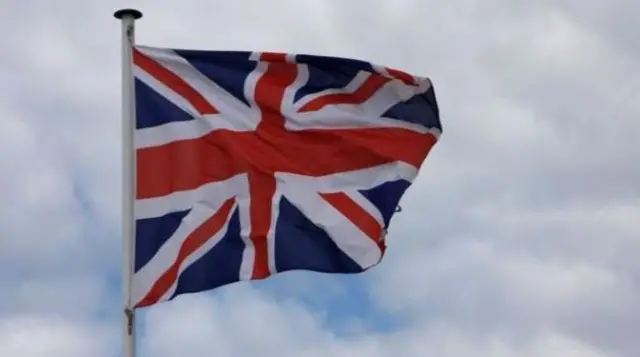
293, 71, 370, 110
236, 194, 254, 280
135, 45, 258, 130
281, 64, 309, 109
283, 191, 382, 269
372, 64, 424, 86
249, 52, 260, 61
134, 66, 199, 118
371, 64, 390, 77
134, 175, 246, 220
244, 61, 266, 111
135, 114, 241, 149
286, 110, 438, 134
285, 78, 435, 133
131, 197, 235, 305
275, 161, 418, 194
267, 191, 282, 274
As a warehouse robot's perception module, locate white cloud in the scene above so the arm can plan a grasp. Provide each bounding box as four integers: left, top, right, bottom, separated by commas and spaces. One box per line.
138, 288, 614, 357
0, 315, 118, 357
0, 0, 638, 357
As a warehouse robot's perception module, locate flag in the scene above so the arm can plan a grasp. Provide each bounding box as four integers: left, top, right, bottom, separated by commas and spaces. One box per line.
130, 45, 441, 308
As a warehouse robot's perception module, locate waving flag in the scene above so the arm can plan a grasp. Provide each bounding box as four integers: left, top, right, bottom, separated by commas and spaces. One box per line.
131, 45, 441, 308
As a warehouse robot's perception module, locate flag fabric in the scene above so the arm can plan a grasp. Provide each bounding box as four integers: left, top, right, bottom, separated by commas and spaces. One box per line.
131, 45, 441, 308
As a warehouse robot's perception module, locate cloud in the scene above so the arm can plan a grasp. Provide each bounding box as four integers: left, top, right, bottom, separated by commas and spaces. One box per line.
0, 0, 638, 357
137, 287, 614, 357
0, 315, 118, 357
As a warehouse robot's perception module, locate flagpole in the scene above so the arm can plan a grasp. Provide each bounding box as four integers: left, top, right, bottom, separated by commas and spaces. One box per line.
114, 8, 143, 357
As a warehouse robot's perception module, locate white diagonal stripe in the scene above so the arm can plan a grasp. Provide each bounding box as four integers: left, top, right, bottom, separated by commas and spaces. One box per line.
275, 161, 418, 194
135, 45, 259, 130
283, 191, 382, 269
131, 197, 234, 306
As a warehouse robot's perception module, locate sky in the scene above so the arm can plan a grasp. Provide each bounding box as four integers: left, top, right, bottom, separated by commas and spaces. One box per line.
1, 0, 639, 356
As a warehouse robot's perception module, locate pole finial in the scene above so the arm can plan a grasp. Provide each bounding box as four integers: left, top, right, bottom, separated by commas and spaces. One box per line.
114, 8, 143, 20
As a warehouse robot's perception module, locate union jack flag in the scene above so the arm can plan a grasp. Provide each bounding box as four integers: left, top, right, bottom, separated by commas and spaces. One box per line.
131, 45, 441, 308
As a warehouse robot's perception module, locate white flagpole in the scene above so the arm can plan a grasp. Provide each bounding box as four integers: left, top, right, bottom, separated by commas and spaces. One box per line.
114, 8, 143, 357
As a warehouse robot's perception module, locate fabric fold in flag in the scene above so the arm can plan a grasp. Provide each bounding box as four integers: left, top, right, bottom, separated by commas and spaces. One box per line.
131, 45, 442, 308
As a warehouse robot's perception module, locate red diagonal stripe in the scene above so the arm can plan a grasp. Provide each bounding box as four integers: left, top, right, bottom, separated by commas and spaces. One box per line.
133, 48, 219, 115
298, 74, 391, 112
384, 67, 418, 86
320, 192, 385, 251
135, 198, 236, 308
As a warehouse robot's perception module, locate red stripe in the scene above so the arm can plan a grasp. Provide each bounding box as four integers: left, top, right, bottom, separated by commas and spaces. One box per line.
298, 74, 390, 112
320, 192, 385, 251
259, 52, 288, 62
137, 127, 435, 199
384, 67, 418, 86
247, 171, 276, 279
247, 62, 298, 279
324, 127, 438, 169
136, 131, 248, 199
135, 198, 236, 308
254, 62, 298, 131
133, 48, 219, 115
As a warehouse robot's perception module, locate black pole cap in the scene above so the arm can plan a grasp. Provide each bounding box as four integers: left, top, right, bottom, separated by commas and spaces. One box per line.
114, 8, 143, 19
